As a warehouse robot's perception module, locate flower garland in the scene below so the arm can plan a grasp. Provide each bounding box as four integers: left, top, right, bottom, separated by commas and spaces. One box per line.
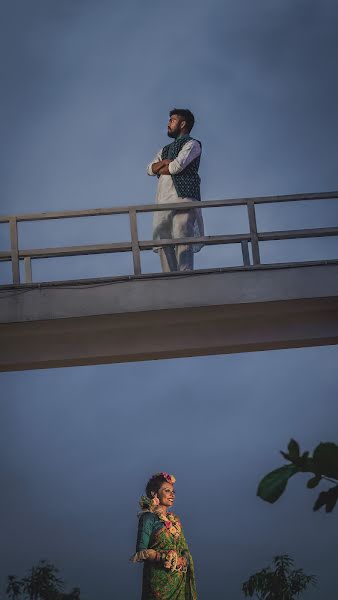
138, 496, 182, 539
155, 510, 182, 539
163, 550, 178, 571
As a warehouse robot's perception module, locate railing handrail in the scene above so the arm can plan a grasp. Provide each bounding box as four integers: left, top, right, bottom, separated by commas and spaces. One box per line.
0, 191, 337, 223
2, 227, 338, 262
1, 191, 337, 286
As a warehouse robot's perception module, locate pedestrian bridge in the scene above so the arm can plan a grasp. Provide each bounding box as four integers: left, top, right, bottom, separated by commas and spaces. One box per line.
0, 191, 338, 371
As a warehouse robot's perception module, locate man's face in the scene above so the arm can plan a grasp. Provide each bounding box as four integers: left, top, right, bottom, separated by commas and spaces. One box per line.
167, 114, 186, 139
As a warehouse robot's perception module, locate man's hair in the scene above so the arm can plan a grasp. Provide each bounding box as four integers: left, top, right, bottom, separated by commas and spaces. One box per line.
169, 108, 195, 132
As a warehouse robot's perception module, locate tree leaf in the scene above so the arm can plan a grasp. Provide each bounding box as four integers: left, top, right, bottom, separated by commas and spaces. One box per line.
313, 443, 338, 479
307, 475, 321, 489
313, 485, 338, 513
288, 439, 300, 461
257, 465, 298, 504
297, 451, 317, 473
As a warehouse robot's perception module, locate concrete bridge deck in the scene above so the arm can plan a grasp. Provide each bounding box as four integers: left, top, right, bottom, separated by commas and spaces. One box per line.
1, 191, 337, 371
1, 261, 338, 371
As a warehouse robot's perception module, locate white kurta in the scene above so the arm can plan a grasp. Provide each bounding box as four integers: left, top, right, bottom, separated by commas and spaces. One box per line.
147, 139, 204, 253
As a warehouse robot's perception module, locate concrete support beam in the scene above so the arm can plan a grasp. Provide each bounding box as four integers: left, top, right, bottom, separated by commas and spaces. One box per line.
1, 264, 338, 371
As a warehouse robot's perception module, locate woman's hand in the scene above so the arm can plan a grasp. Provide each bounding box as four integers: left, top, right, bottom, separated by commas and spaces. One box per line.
146, 549, 158, 561
130, 549, 158, 562
176, 556, 187, 570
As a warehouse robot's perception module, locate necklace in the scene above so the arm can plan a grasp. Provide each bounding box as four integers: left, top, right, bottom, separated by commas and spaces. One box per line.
155, 510, 181, 539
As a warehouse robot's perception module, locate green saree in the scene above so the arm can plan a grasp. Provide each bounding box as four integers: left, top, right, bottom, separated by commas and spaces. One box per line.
134, 511, 197, 600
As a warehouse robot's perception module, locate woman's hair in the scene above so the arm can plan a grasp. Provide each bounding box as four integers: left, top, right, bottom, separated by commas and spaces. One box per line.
145, 474, 167, 498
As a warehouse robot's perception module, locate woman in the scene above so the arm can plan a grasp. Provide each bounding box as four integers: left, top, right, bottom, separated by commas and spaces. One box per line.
130, 472, 197, 599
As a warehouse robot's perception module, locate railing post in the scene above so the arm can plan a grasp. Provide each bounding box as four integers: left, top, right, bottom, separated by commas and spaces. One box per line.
241, 241, 250, 266
129, 209, 142, 275
24, 257, 32, 283
9, 217, 20, 284
247, 201, 261, 265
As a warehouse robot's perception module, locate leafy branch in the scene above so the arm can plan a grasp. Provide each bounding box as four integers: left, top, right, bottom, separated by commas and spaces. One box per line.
242, 554, 316, 599
6, 561, 80, 600
257, 440, 338, 512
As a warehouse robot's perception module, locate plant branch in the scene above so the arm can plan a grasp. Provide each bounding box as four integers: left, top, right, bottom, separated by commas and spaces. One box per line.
322, 475, 338, 485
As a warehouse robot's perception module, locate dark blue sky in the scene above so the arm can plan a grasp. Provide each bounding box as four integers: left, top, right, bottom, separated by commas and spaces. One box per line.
1, 0, 338, 598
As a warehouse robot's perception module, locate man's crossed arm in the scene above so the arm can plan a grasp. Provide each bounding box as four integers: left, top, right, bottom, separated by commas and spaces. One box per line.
148, 139, 201, 177
151, 159, 172, 176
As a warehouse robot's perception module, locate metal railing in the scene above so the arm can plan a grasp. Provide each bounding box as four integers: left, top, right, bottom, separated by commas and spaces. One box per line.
0, 191, 338, 285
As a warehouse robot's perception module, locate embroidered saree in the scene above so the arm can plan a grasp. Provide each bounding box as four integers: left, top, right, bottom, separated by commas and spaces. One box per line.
133, 511, 197, 600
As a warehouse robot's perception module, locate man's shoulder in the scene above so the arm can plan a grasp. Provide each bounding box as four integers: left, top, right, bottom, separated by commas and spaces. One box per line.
181, 137, 201, 150
160, 137, 201, 156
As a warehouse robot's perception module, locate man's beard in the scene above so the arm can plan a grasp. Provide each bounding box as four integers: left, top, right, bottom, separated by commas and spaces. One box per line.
167, 128, 178, 139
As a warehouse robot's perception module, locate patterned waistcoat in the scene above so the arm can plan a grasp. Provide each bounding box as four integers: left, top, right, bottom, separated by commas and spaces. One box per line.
159, 135, 201, 201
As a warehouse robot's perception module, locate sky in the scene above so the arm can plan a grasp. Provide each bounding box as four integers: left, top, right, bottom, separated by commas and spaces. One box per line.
1, 0, 338, 598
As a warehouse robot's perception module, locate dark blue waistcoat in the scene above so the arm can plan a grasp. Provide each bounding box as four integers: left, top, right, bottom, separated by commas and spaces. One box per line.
159, 135, 201, 201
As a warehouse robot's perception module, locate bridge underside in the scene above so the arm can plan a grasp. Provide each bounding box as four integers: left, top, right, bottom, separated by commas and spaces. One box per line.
1, 263, 338, 371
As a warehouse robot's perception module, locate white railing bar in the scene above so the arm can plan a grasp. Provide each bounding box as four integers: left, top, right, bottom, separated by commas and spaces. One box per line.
0, 191, 337, 223
1, 227, 338, 263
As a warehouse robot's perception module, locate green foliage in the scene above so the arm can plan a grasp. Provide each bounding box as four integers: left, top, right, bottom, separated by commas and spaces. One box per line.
22, 560, 63, 600
257, 440, 338, 512
313, 443, 338, 479
6, 561, 80, 600
257, 466, 298, 504
6, 576, 22, 600
242, 554, 316, 599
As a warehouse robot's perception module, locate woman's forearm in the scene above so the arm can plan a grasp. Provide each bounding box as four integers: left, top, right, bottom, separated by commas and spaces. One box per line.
130, 549, 160, 562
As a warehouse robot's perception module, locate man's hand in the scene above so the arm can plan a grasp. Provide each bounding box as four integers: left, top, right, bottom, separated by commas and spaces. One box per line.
158, 165, 171, 175
151, 159, 172, 175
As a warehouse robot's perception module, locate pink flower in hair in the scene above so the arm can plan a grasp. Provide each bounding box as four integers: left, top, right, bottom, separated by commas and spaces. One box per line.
161, 472, 176, 484
150, 472, 176, 485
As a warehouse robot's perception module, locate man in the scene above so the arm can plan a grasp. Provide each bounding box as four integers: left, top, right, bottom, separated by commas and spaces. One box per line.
147, 108, 204, 272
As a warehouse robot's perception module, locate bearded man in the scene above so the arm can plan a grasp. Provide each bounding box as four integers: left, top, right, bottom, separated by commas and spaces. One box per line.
147, 108, 204, 272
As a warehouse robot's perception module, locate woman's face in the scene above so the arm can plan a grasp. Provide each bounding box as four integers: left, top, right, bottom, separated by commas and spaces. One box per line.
157, 482, 175, 507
